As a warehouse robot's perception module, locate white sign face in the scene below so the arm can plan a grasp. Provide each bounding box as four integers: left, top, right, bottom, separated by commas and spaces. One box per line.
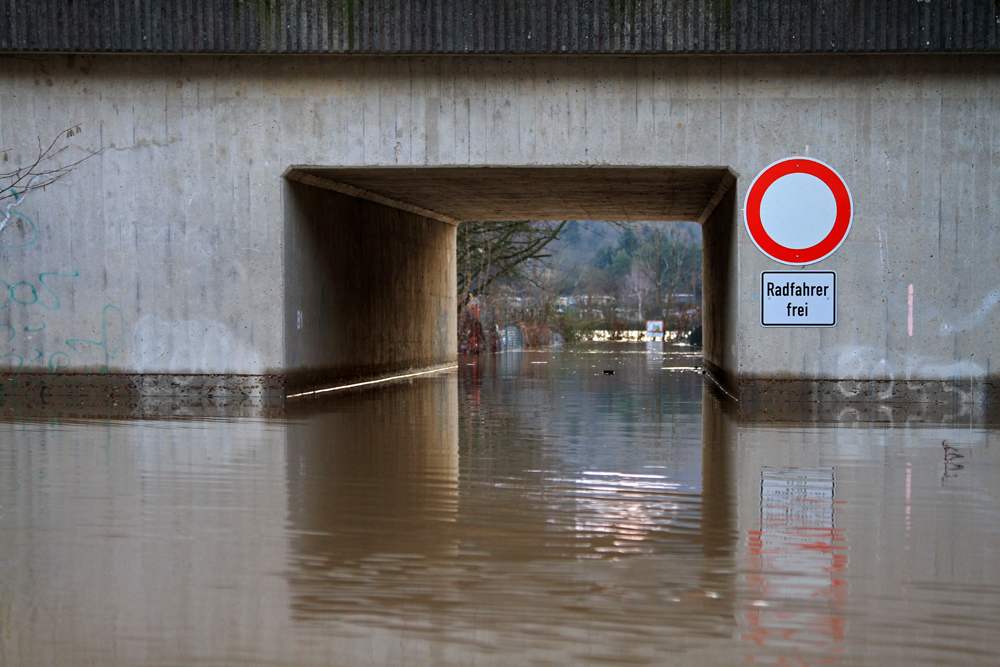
761, 271, 836, 327
745, 158, 853, 265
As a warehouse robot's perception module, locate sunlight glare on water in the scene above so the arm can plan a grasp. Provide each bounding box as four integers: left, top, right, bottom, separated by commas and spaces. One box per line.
0, 342, 998, 666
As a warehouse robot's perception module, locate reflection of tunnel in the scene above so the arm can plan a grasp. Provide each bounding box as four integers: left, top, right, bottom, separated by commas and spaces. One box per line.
284, 377, 460, 622
284, 364, 738, 640
283, 166, 736, 395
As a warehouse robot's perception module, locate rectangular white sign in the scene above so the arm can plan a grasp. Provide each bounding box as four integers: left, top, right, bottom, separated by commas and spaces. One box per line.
761, 271, 836, 327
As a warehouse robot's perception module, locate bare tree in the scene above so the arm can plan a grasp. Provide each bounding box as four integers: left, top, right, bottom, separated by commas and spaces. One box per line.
456, 219, 567, 310
623, 263, 650, 321
1, 126, 98, 235
634, 225, 669, 319
634, 224, 701, 324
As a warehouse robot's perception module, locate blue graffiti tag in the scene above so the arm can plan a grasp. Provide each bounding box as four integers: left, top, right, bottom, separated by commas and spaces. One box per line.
0, 211, 38, 249
37, 270, 79, 310
0, 270, 78, 311
10, 282, 38, 305
0, 353, 24, 371
1, 210, 125, 371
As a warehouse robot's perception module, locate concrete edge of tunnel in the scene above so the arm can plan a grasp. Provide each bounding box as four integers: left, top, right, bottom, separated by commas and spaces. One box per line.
285, 362, 458, 400
283, 167, 462, 226
698, 169, 738, 225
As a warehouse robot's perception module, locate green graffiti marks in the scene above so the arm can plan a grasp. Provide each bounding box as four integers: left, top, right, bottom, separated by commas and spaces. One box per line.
1, 195, 124, 374
0, 270, 78, 312
0, 212, 38, 249
38, 270, 79, 310
0, 265, 123, 372
65, 305, 125, 369
0, 353, 24, 371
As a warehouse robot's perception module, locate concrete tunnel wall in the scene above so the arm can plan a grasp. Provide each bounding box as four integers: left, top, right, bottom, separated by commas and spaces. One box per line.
283, 179, 456, 394
0, 54, 997, 398
702, 185, 738, 388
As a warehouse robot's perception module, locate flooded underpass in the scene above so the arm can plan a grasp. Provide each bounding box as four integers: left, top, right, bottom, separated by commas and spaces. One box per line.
2, 343, 999, 666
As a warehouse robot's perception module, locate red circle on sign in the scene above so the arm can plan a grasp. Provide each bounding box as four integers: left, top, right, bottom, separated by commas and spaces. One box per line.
744, 157, 853, 265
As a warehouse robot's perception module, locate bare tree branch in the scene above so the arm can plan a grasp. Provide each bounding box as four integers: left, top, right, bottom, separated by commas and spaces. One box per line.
457, 219, 567, 310
635, 224, 700, 322
1, 126, 101, 234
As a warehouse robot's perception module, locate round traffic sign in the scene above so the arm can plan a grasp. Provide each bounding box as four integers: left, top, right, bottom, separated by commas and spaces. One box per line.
744, 157, 853, 265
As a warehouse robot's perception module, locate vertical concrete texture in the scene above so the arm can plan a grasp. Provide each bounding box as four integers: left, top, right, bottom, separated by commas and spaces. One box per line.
283, 179, 456, 393
702, 185, 739, 393
0, 54, 996, 394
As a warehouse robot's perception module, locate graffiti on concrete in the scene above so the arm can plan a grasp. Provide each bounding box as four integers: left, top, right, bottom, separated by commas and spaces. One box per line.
0, 211, 124, 372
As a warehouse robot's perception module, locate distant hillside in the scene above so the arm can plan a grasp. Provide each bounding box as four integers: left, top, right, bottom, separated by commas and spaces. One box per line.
544, 220, 702, 298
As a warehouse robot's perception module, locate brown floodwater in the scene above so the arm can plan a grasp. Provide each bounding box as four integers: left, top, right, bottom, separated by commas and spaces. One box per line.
1, 343, 999, 666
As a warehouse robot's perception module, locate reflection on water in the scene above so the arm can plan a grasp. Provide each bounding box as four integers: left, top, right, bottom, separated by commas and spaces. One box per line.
742, 467, 848, 661
284, 380, 459, 622
0, 343, 999, 666
730, 420, 1000, 667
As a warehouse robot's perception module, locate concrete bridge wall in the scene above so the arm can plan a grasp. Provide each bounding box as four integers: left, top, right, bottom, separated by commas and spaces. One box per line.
0, 54, 996, 400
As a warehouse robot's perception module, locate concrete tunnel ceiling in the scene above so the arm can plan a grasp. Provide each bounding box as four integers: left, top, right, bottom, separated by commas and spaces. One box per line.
285, 167, 735, 224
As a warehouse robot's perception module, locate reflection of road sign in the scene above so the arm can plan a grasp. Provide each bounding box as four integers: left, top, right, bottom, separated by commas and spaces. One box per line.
743, 467, 847, 656
745, 157, 853, 265
761, 271, 836, 327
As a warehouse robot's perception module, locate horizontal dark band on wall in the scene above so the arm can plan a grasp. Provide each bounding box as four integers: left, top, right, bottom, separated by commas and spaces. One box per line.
0, 373, 287, 418
2, 0, 998, 54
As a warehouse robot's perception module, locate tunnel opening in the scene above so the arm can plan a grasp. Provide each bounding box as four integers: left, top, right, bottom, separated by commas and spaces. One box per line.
455, 218, 703, 353
282, 166, 737, 397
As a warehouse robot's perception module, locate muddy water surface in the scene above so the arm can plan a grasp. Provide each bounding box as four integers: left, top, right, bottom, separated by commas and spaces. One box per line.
1, 343, 998, 666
